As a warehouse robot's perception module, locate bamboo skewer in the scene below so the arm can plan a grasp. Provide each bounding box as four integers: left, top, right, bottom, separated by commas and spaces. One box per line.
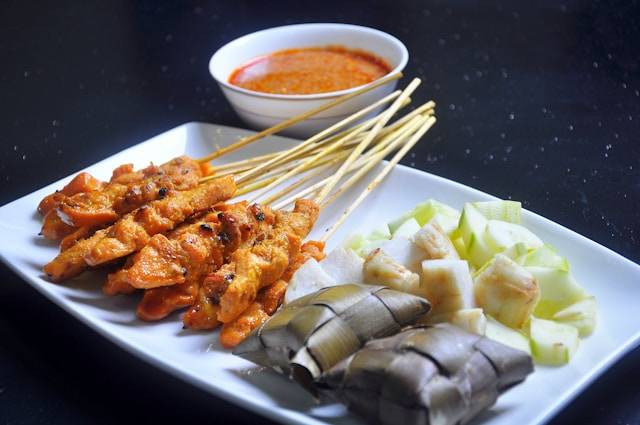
199, 99, 419, 183
211, 150, 284, 172
320, 115, 437, 242
234, 89, 404, 184
376, 101, 435, 137
235, 149, 353, 197
203, 137, 355, 181
261, 161, 337, 206
260, 150, 352, 206
313, 78, 422, 204
320, 115, 427, 209
270, 116, 418, 210
247, 117, 377, 203
247, 97, 415, 202
197, 73, 402, 164
238, 113, 414, 205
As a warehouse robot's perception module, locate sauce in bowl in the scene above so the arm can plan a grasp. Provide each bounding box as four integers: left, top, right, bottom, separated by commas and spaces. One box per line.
228, 46, 392, 95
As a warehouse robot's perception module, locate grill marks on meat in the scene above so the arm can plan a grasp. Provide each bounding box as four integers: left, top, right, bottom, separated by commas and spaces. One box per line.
43, 176, 236, 282
133, 203, 277, 323
85, 177, 236, 266
113, 202, 275, 291
136, 280, 199, 321
55, 156, 203, 229
208, 199, 319, 324
219, 240, 325, 348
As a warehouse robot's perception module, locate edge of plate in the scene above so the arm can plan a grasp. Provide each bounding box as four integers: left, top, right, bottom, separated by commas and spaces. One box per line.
1, 121, 639, 425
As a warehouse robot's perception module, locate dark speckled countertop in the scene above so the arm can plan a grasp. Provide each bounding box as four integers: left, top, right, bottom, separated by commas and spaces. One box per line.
1, 1, 639, 424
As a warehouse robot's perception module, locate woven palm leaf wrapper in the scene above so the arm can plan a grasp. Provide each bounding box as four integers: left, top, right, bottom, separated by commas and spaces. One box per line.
319, 323, 534, 425
233, 284, 431, 391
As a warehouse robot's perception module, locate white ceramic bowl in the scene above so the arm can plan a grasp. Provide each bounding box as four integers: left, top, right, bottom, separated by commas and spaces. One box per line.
209, 23, 408, 138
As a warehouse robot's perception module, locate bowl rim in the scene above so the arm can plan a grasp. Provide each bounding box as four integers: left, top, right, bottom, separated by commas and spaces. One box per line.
208, 23, 409, 101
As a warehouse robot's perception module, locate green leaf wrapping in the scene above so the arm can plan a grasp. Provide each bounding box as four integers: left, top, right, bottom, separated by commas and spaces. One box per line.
320, 323, 533, 425
233, 284, 431, 385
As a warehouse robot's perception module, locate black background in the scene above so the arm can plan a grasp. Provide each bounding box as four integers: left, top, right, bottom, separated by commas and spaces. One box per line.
1, 0, 639, 424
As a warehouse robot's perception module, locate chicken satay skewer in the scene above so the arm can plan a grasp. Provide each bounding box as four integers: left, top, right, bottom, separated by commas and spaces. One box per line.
43, 176, 237, 282
39, 75, 401, 230
196, 73, 402, 164
131, 175, 330, 323
320, 115, 437, 242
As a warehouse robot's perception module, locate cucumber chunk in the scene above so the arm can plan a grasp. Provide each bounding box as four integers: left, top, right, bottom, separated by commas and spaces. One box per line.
412, 199, 460, 227
389, 199, 460, 234
526, 266, 589, 318
472, 200, 522, 223
392, 218, 421, 239
530, 317, 579, 365
552, 297, 597, 337
485, 316, 531, 354
502, 242, 529, 261
458, 204, 493, 268
485, 220, 543, 252
520, 244, 569, 271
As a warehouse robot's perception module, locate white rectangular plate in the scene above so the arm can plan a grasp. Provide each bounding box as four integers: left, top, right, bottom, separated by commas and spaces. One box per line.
1, 122, 639, 425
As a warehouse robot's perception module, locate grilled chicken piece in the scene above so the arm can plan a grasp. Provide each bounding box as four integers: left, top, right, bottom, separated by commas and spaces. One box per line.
110, 202, 274, 289
38, 172, 104, 215
182, 286, 222, 330
43, 176, 236, 282
219, 280, 287, 348
179, 204, 278, 327
136, 280, 199, 321
219, 240, 325, 348
103, 259, 138, 296
85, 176, 236, 266
41, 211, 78, 240
59, 225, 100, 251
55, 156, 205, 228
210, 199, 319, 324
115, 213, 223, 290
44, 228, 114, 282
107, 202, 275, 322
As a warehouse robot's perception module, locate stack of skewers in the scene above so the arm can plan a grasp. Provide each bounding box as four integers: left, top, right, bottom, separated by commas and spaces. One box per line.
39, 77, 434, 347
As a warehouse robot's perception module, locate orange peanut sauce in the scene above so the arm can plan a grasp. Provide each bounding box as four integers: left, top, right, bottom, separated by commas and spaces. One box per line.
228, 46, 392, 95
